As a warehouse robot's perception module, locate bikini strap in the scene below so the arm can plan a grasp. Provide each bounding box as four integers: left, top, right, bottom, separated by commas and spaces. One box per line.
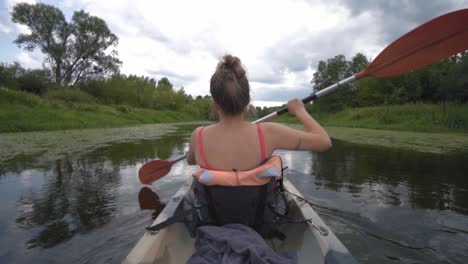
197, 127, 210, 169
199, 125, 266, 168
256, 124, 266, 161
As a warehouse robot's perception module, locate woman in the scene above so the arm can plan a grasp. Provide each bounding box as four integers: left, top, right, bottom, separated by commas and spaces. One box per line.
186, 54, 331, 169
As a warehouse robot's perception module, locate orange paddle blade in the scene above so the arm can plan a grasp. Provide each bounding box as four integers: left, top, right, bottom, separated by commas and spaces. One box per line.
138, 160, 174, 184
357, 9, 468, 79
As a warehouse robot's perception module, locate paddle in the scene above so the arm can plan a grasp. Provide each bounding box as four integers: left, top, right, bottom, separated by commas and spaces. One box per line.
138, 187, 166, 219
138, 187, 162, 210
138, 8, 468, 185
139, 156, 186, 184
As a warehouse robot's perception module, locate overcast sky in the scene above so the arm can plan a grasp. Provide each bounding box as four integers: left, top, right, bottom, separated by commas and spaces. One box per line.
1, 0, 467, 106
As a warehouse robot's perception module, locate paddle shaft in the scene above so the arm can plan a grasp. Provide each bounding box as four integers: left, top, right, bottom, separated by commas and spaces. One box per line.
172, 155, 187, 163
253, 75, 357, 124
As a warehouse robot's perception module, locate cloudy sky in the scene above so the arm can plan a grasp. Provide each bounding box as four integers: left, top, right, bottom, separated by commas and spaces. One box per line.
1, 0, 467, 106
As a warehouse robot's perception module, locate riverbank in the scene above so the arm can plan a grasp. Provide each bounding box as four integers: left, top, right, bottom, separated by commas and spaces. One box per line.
2, 88, 468, 136
277, 103, 468, 133
0, 88, 200, 132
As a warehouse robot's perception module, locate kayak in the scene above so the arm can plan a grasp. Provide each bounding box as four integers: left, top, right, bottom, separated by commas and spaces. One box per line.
124, 175, 358, 264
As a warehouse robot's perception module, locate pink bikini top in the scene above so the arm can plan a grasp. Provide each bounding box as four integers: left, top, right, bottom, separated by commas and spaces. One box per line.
197, 124, 266, 170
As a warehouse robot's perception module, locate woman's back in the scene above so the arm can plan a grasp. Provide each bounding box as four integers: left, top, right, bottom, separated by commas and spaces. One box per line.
186, 54, 331, 168
192, 121, 269, 171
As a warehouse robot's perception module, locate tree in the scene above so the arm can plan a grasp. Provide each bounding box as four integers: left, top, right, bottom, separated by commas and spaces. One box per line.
0, 62, 25, 89
312, 55, 349, 90
437, 52, 468, 102
156, 77, 173, 92
11, 3, 121, 86
311, 55, 352, 112
348, 53, 369, 106
349, 53, 369, 74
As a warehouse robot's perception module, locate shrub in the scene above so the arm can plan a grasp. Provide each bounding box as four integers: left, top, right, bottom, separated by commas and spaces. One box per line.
0, 62, 24, 89
44, 87, 97, 103
116, 105, 132, 113
0, 87, 44, 106
17, 70, 49, 95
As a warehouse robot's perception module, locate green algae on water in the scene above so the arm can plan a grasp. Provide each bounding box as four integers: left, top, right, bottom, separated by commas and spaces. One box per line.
0, 123, 181, 167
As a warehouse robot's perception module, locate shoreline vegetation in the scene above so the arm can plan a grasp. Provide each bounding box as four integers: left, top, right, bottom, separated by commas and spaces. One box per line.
1, 89, 467, 165
1, 88, 467, 134
2, 2, 467, 156
0, 88, 201, 132
275, 102, 468, 134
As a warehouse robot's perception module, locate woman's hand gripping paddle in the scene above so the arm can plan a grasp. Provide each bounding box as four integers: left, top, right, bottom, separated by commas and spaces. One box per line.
139, 9, 468, 185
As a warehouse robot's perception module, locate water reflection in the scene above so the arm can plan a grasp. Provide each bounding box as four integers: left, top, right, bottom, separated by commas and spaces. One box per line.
15, 157, 120, 248
1, 124, 467, 264
9, 126, 191, 250
138, 187, 166, 219
309, 139, 468, 214
85, 133, 188, 167
282, 139, 468, 264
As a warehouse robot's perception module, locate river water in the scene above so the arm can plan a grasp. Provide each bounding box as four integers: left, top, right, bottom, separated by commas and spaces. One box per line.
0, 124, 467, 263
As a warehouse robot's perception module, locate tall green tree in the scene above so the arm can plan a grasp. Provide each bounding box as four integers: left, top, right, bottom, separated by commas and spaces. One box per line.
156, 77, 173, 92
312, 55, 349, 90
11, 3, 121, 86
311, 54, 370, 111
437, 52, 468, 102
0, 62, 25, 89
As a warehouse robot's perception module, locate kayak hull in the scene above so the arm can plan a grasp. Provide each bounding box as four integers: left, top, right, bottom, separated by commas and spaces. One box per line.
124, 175, 357, 264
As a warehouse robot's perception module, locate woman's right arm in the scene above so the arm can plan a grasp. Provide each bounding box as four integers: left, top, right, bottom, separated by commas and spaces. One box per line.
263, 99, 332, 152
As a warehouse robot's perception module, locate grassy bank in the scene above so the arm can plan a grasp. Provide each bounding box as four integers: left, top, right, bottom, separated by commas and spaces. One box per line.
277, 103, 468, 133
0, 88, 199, 132
3, 87, 468, 134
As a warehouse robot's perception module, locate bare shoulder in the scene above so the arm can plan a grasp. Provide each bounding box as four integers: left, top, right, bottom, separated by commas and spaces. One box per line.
190, 126, 203, 142
260, 122, 332, 152
261, 122, 298, 134
260, 122, 301, 147
261, 122, 281, 131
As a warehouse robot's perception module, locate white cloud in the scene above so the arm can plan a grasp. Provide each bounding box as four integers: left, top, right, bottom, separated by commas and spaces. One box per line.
4, 0, 465, 102
252, 100, 285, 107
17, 51, 41, 68
14, 24, 31, 35
5, 0, 36, 34
5, 0, 36, 8
0, 22, 11, 33
59, 0, 351, 101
